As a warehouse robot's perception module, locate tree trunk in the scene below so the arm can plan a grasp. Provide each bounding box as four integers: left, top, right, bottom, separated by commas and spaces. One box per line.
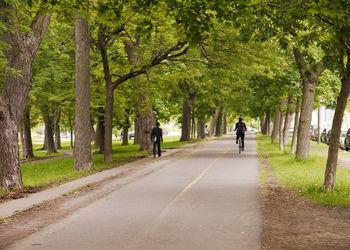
222, 110, 227, 134
261, 114, 267, 134
266, 112, 271, 136
317, 107, 321, 144
291, 100, 300, 155
197, 117, 205, 139
283, 97, 293, 146
134, 119, 140, 144
180, 97, 192, 141
271, 109, 281, 143
134, 80, 154, 151
54, 109, 62, 149
43, 113, 57, 154
0, 104, 22, 189
209, 109, 219, 136
136, 110, 154, 150
42, 126, 48, 150
279, 114, 284, 151
97, 26, 114, 162
22, 108, 34, 159
122, 126, 129, 146
74, 13, 92, 170
0, 8, 50, 189
293, 48, 325, 160
104, 86, 114, 162
94, 109, 105, 153
191, 110, 196, 140
324, 57, 350, 190
295, 79, 317, 160
215, 108, 223, 137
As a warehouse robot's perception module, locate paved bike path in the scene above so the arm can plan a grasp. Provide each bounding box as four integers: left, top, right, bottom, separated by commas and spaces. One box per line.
8, 134, 262, 250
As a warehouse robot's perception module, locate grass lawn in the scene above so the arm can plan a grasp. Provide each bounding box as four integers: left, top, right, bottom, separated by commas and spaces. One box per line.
1, 136, 193, 196
257, 134, 350, 206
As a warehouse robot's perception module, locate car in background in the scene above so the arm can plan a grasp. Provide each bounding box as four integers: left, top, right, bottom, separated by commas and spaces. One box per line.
128, 132, 135, 140
320, 129, 327, 143
340, 131, 347, 149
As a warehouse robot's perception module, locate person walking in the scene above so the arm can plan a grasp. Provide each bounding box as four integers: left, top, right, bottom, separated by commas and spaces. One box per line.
151, 122, 163, 158
235, 117, 247, 151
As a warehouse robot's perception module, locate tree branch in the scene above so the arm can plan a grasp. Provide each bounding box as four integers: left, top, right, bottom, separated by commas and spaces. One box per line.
30, 11, 51, 42
293, 47, 307, 79
112, 41, 189, 89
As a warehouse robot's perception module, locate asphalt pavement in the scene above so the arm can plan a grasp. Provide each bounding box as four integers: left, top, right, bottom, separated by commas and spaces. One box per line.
7, 134, 262, 250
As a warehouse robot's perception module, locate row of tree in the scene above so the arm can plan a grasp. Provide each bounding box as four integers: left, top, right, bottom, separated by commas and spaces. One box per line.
0, 0, 239, 189
1, 0, 349, 192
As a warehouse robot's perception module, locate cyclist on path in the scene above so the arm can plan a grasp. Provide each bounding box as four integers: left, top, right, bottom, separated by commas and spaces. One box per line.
235, 117, 247, 151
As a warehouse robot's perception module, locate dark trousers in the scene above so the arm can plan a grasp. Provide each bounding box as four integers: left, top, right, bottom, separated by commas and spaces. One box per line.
236, 132, 245, 148
153, 141, 161, 157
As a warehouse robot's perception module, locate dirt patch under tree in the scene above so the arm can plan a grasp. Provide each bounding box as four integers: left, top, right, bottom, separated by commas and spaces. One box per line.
260, 154, 350, 249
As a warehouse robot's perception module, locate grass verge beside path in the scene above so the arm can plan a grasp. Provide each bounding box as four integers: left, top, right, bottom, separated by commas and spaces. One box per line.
257, 135, 350, 206
1, 137, 197, 200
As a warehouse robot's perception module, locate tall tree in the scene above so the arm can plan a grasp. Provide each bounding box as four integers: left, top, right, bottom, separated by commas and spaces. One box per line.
0, 2, 50, 189
74, 12, 92, 170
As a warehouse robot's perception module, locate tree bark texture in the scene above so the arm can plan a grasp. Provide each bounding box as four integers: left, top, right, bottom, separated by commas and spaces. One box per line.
191, 110, 196, 140
279, 114, 284, 151
125, 40, 154, 151
291, 101, 300, 155
267, 112, 271, 136
209, 109, 219, 136
22, 108, 34, 159
222, 110, 227, 135
296, 79, 317, 160
261, 114, 267, 135
96, 25, 115, 162
42, 125, 47, 150
180, 97, 193, 141
283, 97, 293, 146
122, 126, 129, 146
215, 108, 223, 137
54, 109, 62, 149
135, 110, 154, 151
94, 108, 105, 153
271, 109, 281, 143
197, 117, 205, 139
324, 54, 350, 190
43, 112, 57, 154
293, 48, 325, 160
74, 13, 92, 170
134, 119, 139, 145
0, 9, 50, 189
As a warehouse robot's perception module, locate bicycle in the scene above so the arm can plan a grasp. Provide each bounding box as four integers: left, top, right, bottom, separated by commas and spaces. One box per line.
238, 136, 243, 154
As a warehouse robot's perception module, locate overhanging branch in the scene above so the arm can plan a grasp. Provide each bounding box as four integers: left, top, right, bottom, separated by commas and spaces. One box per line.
112, 41, 189, 89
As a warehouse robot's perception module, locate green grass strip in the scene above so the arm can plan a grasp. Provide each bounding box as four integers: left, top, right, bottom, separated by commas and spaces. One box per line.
257, 135, 350, 206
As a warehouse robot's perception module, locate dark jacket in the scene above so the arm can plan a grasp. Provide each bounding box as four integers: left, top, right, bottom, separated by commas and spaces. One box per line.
235, 122, 247, 134
151, 127, 163, 143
